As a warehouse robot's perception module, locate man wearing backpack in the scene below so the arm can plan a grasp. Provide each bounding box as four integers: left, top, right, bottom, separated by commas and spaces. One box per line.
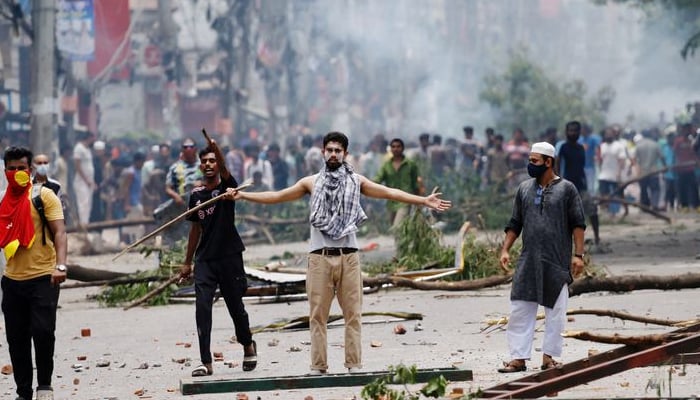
1, 147, 68, 400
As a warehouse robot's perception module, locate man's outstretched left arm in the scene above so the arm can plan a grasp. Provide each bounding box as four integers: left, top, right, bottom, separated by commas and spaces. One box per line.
359, 175, 451, 211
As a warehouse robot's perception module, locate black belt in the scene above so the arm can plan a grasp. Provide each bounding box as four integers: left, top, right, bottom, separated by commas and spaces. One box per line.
310, 247, 358, 256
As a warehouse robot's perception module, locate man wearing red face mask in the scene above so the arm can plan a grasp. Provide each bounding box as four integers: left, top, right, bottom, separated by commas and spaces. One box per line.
1, 147, 68, 400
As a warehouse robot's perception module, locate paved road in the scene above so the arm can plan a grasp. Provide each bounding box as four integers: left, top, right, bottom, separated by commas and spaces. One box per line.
1, 211, 699, 399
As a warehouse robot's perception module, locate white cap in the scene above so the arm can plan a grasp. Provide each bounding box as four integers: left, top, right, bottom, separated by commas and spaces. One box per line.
151, 144, 160, 154
530, 142, 555, 158
93, 140, 106, 150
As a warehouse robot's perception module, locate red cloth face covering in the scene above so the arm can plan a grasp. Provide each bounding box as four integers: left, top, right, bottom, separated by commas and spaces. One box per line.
0, 170, 36, 261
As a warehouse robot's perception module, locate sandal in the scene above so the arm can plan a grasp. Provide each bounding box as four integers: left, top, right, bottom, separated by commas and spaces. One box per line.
242, 340, 257, 371
541, 359, 563, 370
497, 360, 527, 373
191, 364, 213, 377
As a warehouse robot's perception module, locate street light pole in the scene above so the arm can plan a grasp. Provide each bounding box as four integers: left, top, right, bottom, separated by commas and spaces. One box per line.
29, 0, 57, 154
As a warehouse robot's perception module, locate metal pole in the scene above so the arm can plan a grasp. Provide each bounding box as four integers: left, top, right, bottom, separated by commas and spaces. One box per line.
29, 0, 57, 154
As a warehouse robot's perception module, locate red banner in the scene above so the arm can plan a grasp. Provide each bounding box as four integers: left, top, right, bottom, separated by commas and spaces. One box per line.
87, 0, 130, 80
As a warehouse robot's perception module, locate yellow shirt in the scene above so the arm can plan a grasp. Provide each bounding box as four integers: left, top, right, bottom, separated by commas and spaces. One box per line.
4, 187, 64, 280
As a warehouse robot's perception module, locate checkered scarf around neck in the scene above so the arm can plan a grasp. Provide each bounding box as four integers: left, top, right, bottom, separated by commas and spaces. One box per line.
309, 162, 367, 240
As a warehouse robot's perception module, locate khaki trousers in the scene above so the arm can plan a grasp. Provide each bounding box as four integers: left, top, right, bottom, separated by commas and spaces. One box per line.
388, 205, 411, 230
306, 252, 362, 371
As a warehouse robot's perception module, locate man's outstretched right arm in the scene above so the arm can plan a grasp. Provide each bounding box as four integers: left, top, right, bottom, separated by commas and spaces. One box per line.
230, 176, 314, 204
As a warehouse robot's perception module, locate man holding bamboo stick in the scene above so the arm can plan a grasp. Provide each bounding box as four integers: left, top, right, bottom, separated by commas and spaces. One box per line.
228, 131, 451, 375
178, 139, 257, 377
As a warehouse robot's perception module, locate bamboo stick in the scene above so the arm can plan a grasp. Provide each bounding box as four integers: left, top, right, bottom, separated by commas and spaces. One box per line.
111, 180, 251, 260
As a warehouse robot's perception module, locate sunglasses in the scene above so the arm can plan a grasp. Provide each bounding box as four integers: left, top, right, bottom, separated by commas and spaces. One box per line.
182, 144, 195, 149
534, 186, 548, 213
534, 187, 543, 205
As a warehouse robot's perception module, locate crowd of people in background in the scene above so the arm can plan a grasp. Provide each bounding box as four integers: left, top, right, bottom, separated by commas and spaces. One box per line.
1, 101, 699, 246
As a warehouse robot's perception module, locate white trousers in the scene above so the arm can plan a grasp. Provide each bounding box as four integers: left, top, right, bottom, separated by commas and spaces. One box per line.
73, 179, 93, 225
506, 285, 568, 360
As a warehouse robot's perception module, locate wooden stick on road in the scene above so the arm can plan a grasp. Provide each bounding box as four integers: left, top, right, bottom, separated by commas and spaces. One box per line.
112, 180, 252, 260
123, 275, 181, 310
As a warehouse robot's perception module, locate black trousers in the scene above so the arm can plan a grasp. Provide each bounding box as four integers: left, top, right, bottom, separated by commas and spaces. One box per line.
677, 171, 699, 208
638, 175, 660, 207
194, 254, 252, 364
1, 275, 59, 400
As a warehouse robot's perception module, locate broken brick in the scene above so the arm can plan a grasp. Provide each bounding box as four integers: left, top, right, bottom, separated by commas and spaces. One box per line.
393, 324, 407, 335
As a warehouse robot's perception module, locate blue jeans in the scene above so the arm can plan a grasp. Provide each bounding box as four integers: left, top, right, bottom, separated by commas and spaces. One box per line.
598, 179, 620, 215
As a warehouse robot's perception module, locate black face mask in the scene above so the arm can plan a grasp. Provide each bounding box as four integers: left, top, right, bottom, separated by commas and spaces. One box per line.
527, 162, 548, 178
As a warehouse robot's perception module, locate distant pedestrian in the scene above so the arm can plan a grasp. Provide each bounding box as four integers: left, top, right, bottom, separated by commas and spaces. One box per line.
72, 131, 97, 225
672, 123, 699, 211
374, 138, 421, 229
598, 128, 626, 217
557, 121, 600, 245
32, 154, 61, 196
634, 129, 665, 209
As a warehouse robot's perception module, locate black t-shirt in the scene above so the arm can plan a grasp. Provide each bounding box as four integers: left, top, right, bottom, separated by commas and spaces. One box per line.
558, 141, 587, 192
186, 175, 245, 261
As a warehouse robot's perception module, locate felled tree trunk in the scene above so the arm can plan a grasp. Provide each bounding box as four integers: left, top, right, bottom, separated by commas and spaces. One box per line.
563, 331, 694, 346
593, 196, 670, 223
65, 218, 154, 233
569, 273, 700, 297
566, 309, 693, 327
363, 274, 512, 291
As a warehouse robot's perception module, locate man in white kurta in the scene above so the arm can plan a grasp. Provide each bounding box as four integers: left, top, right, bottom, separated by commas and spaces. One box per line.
73, 133, 97, 225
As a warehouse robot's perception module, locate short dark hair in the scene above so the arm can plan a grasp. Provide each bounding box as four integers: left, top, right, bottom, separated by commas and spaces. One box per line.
566, 120, 581, 133
323, 131, 349, 151
463, 126, 474, 134
390, 138, 405, 148
78, 131, 94, 141
419, 133, 430, 141
4, 146, 33, 165
199, 146, 216, 159
267, 142, 281, 152
133, 151, 146, 162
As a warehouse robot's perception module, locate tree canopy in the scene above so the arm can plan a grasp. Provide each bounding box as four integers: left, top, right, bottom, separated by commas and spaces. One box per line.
479, 50, 613, 137
593, 0, 700, 59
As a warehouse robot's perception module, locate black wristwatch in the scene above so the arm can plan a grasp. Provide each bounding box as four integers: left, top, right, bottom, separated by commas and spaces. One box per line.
574, 253, 585, 259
